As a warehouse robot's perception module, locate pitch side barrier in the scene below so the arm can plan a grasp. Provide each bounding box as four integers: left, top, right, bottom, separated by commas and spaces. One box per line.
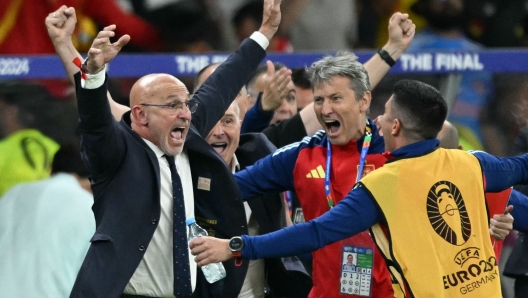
0, 50, 527, 79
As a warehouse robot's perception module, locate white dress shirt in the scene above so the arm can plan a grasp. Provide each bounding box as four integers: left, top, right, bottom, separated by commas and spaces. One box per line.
124, 141, 196, 297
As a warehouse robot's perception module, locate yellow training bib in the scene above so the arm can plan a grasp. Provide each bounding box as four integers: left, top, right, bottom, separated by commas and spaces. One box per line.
361, 148, 500, 298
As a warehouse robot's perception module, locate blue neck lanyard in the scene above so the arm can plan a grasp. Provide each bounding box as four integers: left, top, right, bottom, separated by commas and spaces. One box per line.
324, 122, 372, 209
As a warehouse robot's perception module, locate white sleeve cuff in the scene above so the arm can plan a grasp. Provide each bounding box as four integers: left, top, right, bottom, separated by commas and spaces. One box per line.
81, 65, 107, 89
250, 32, 269, 50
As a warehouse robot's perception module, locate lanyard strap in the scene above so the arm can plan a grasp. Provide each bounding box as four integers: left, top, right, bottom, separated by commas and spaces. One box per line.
284, 191, 293, 216
324, 139, 334, 208
357, 129, 372, 183
325, 121, 372, 209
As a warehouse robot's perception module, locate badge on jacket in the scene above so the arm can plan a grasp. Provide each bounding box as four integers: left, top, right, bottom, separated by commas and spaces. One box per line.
198, 177, 211, 191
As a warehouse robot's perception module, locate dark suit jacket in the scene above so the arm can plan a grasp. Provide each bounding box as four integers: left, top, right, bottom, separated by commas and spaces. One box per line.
70, 38, 265, 298
235, 133, 284, 235
236, 133, 312, 298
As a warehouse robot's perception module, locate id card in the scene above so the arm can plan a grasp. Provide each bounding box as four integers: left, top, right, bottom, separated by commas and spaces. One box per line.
293, 208, 305, 224
340, 246, 373, 296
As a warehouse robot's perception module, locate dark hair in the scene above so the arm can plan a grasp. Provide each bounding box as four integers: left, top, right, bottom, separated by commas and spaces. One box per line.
51, 144, 90, 178
232, 0, 263, 29
193, 63, 221, 93
291, 68, 312, 89
391, 80, 447, 140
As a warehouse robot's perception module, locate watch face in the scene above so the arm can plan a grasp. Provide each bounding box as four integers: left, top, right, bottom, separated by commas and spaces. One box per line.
229, 237, 243, 251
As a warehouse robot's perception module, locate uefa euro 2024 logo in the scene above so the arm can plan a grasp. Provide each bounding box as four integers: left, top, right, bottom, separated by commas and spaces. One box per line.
426, 181, 471, 246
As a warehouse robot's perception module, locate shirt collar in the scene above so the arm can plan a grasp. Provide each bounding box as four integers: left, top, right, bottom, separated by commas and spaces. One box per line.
231, 154, 240, 173
389, 139, 440, 159
142, 137, 166, 159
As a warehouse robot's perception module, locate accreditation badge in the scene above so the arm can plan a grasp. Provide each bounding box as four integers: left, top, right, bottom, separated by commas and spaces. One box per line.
340, 246, 373, 296
293, 208, 305, 224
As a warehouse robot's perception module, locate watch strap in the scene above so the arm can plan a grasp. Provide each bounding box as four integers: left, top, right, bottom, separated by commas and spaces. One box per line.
378, 49, 396, 67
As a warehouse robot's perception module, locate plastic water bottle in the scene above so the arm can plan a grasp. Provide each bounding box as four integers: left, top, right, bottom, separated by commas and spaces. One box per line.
186, 217, 226, 283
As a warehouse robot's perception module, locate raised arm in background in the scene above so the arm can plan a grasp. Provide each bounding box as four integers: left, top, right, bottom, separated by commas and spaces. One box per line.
46, 6, 131, 121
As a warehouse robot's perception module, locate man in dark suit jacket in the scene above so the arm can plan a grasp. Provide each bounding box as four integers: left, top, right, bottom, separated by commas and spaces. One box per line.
94, 66, 310, 297
57, 1, 283, 297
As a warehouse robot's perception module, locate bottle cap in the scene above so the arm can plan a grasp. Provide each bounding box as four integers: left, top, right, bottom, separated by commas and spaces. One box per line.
185, 217, 196, 226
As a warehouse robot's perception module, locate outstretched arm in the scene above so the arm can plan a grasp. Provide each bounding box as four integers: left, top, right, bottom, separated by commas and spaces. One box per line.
473, 151, 528, 192
235, 141, 300, 200
189, 186, 382, 266
45, 6, 130, 121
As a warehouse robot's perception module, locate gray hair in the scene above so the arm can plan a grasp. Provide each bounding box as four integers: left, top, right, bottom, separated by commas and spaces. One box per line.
308, 51, 370, 100
230, 100, 240, 118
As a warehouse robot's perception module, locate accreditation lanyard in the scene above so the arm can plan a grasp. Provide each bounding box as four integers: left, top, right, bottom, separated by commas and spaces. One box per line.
324, 123, 372, 209
283, 191, 293, 216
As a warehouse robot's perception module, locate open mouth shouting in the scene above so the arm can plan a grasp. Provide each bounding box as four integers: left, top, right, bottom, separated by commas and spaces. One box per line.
324, 119, 341, 138
168, 122, 189, 148
211, 142, 228, 154
170, 127, 185, 140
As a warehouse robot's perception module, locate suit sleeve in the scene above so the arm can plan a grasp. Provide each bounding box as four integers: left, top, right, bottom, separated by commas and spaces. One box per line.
75, 72, 126, 177
241, 186, 382, 259
191, 38, 266, 137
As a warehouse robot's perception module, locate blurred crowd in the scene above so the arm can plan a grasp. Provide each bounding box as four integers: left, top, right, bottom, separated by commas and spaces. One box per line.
1, 0, 528, 155
2, 0, 528, 54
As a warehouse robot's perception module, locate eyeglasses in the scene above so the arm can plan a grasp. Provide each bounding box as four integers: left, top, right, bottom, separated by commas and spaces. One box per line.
140, 100, 199, 114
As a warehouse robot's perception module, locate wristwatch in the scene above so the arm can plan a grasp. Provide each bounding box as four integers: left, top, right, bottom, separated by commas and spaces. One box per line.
229, 236, 244, 257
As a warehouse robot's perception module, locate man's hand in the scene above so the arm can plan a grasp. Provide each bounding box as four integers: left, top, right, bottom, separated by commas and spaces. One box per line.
261, 60, 292, 111
86, 25, 130, 74
45, 6, 76, 47
382, 12, 416, 60
490, 205, 514, 241
259, 0, 282, 41
189, 237, 232, 267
